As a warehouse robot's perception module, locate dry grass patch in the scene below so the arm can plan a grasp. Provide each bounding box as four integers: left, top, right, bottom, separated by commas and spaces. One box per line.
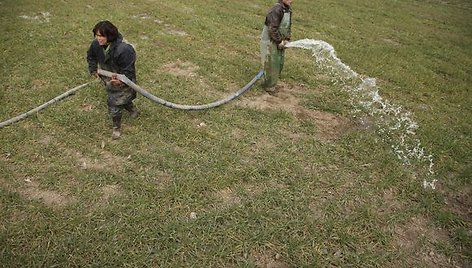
165, 28, 188, 37
162, 60, 199, 78
214, 187, 242, 208
250, 249, 292, 268
61, 144, 129, 173
32, 135, 130, 173
443, 185, 472, 224
392, 216, 454, 267
242, 179, 288, 197
378, 187, 404, 215
93, 184, 123, 209
31, 79, 49, 91
239, 82, 350, 141
19, 180, 75, 208
78, 103, 95, 112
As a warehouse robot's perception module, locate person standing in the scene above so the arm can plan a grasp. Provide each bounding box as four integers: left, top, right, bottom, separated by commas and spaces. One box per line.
87, 20, 139, 139
260, 0, 293, 93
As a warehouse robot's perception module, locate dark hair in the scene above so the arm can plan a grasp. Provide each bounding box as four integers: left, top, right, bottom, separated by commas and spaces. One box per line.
92, 20, 119, 42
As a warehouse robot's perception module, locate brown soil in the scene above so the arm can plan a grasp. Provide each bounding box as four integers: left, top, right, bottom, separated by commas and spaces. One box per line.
239, 82, 350, 142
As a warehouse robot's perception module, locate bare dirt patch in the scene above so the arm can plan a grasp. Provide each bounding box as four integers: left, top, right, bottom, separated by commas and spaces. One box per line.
133, 13, 152, 20
250, 135, 277, 152
165, 28, 188, 36
78, 103, 95, 112
242, 180, 288, 197
383, 38, 401, 45
98, 184, 122, 206
239, 83, 350, 141
378, 187, 404, 215
61, 145, 129, 173
141, 168, 173, 190
215, 187, 241, 208
392, 215, 456, 267
162, 60, 199, 77
230, 128, 246, 141
132, 13, 188, 36
37, 135, 52, 145
31, 79, 49, 90
250, 249, 292, 268
85, 184, 125, 211
443, 184, 472, 223
350, 115, 375, 131
31, 137, 129, 173
20, 181, 75, 208
1, 160, 75, 209
309, 198, 327, 221
160, 60, 226, 101
19, 12, 51, 23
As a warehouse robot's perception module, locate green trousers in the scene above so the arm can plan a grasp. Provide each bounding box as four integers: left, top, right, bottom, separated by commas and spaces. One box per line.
260, 26, 285, 89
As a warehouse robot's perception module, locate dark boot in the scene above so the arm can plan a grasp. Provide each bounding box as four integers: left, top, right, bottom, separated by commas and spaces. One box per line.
130, 107, 140, 119
111, 116, 122, 139
125, 103, 140, 119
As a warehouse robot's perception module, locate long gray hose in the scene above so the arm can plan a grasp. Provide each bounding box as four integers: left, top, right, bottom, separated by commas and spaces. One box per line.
98, 69, 265, 110
0, 82, 91, 129
0, 70, 264, 128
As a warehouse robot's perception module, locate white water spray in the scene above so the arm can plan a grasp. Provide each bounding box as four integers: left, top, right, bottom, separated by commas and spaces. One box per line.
287, 39, 436, 189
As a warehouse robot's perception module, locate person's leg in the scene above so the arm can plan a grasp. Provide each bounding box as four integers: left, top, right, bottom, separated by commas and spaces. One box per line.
261, 29, 280, 91
263, 45, 279, 88
124, 102, 139, 119
279, 49, 285, 76
263, 45, 283, 93
108, 103, 122, 139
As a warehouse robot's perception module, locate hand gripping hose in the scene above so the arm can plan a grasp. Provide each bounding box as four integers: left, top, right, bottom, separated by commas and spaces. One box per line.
97, 69, 265, 110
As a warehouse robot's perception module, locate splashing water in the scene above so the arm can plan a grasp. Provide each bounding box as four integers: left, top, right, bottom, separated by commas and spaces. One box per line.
286, 39, 437, 189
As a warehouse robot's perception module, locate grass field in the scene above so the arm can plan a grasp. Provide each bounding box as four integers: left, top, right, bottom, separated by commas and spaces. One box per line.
1, 0, 471, 267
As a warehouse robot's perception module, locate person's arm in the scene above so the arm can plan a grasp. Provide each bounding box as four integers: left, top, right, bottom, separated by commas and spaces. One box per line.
86, 41, 99, 76
266, 6, 284, 44
113, 43, 136, 85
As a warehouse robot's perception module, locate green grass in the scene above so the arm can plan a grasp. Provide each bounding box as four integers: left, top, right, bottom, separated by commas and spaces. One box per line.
1, 0, 471, 267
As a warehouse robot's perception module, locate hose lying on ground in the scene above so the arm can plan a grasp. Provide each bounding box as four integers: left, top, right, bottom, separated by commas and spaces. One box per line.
0, 82, 91, 129
97, 69, 264, 110
0, 70, 264, 128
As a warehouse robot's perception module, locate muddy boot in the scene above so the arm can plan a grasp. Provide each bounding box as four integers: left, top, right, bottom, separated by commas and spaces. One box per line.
265, 86, 279, 95
130, 106, 140, 119
125, 103, 140, 119
112, 127, 121, 139
111, 116, 122, 139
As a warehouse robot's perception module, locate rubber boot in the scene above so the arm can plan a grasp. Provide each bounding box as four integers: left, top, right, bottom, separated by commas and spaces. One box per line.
265, 86, 279, 95
125, 103, 140, 119
111, 116, 122, 140
130, 105, 140, 119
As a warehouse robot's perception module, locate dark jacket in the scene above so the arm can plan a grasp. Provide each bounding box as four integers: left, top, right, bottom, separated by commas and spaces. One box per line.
87, 34, 137, 105
87, 34, 136, 82
264, 0, 292, 44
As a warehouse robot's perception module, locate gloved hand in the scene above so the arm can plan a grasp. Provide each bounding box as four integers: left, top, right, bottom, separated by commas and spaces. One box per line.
278, 40, 289, 50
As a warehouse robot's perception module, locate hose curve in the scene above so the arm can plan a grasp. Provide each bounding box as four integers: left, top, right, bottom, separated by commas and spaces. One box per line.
97, 69, 264, 110
0, 69, 264, 128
